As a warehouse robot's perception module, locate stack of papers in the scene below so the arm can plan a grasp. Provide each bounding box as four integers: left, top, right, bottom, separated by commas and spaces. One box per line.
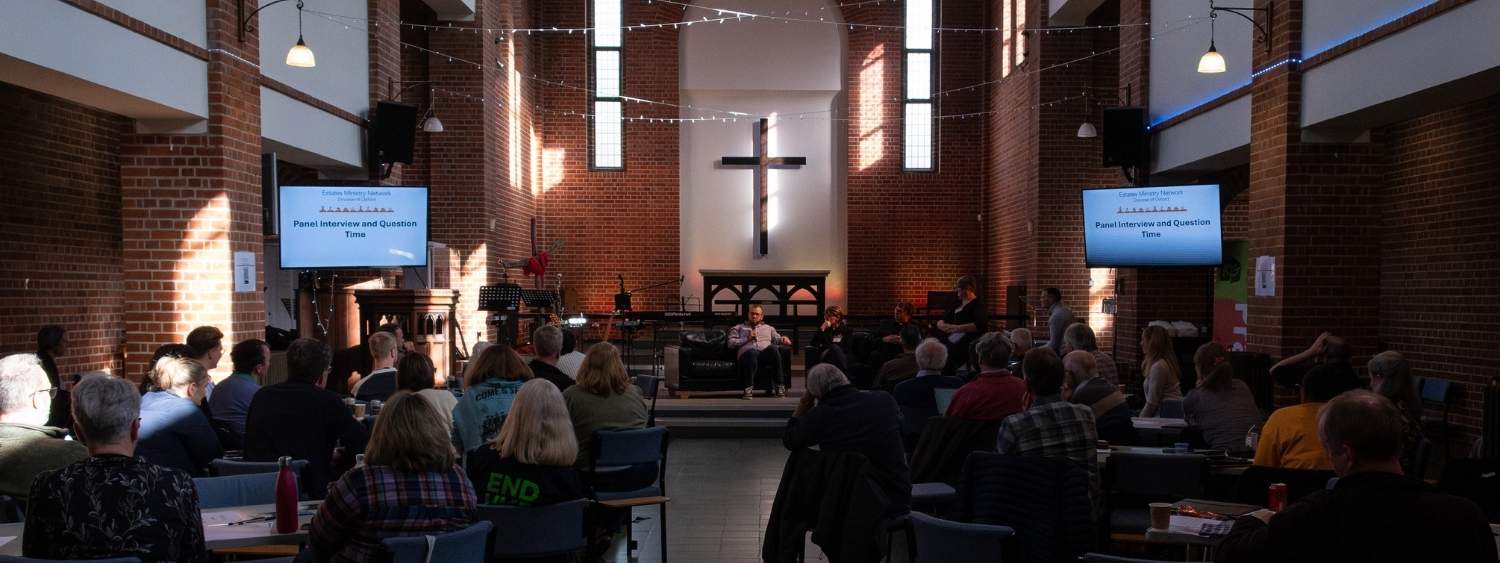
1168, 515, 1235, 536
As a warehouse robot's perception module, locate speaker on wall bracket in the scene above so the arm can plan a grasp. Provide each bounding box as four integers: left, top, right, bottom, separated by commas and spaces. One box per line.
368, 101, 418, 179
1102, 107, 1150, 184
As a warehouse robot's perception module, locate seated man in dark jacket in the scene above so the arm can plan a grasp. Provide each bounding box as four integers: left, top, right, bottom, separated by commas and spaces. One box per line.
1216, 390, 1496, 563
784, 364, 911, 514
244, 338, 369, 499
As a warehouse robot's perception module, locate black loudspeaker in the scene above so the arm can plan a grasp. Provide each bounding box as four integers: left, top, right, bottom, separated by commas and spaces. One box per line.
371, 101, 418, 165
1102, 107, 1148, 167
262, 153, 278, 235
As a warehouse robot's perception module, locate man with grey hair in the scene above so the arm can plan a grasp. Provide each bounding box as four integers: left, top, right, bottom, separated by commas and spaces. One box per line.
1060, 322, 1118, 385
0, 353, 87, 504
785, 364, 910, 513
23, 375, 208, 561
893, 338, 964, 415
527, 324, 575, 391
1218, 390, 1496, 563
945, 332, 1027, 421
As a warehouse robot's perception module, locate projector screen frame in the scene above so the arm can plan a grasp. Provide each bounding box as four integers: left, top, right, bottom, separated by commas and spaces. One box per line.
276, 183, 432, 270
1080, 183, 1225, 269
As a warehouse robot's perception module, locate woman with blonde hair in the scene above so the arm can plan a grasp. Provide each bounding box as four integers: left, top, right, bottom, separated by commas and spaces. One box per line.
466, 379, 584, 507
1139, 325, 1183, 417
451, 344, 532, 453
137, 356, 222, 476
309, 391, 476, 562
563, 343, 647, 467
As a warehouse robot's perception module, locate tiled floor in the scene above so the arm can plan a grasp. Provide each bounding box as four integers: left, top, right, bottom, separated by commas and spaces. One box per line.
604, 438, 826, 563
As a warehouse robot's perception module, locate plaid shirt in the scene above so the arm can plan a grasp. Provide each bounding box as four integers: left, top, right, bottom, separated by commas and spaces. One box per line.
996, 395, 1101, 507
309, 464, 477, 563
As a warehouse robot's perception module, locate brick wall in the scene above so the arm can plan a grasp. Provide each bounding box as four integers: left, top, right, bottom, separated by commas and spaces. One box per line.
536, 1, 680, 313
843, 1, 985, 316
0, 84, 128, 376
1379, 93, 1500, 445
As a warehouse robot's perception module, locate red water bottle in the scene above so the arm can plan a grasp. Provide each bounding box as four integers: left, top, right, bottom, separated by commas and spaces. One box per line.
274, 456, 298, 533
1267, 482, 1288, 512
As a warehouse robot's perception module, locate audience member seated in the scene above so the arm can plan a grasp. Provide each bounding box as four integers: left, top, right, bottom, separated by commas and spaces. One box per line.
244, 338, 368, 499
1367, 351, 1425, 474
936, 275, 987, 376
945, 332, 1026, 422
998, 348, 1100, 507
784, 364, 911, 515
1254, 365, 1360, 470
1061, 322, 1118, 385
209, 338, 266, 438
1062, 351, 1137, 446
557, 329, 585, 379
1184, 342, 1265, 451
142, 343, 197, 394
1217, 390, 1497, 563
137, 357, 222, 476
466, 379, 584, 507
24, 375, 207, 562
452, 344, 531, 454
309, 392, 477, 562
186, 325, 225, 375
1269, 331, 1350, 390
875, 325, 924, 389
0, 354, 87, 505
34, 326, 73, 430
330, 323, 404, 395
893, 339, 964, 412
564, 343, 647, 468
397, 352, 456, 427
1139, 325, 1185, 417
729, 304, 792, 399
1039, 287, 1076, 353
807, 305, 853, 370
528, 324, 577, 392
1008, 328, 1033, 371
351, 331, 399, 402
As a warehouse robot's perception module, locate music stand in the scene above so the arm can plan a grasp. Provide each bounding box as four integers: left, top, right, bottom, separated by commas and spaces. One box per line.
479, 284, 523, 346
520, 289, 559, 308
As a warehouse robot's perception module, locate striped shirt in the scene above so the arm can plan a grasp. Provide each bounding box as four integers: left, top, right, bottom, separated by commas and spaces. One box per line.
310, 464, 477, 563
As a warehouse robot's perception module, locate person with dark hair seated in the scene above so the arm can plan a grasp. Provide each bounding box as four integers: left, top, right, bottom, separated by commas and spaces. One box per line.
875, 325, 924, 389
244, 337, 368, 499
729, 304, 791, 399
138, 357, 222, 476
870, 302, 919, 368
1254, 363, 1360, 470
210, 338, 267, 437
998, 348, 1100, 506
24, 375, 208, 562
557, 328, 585, 379
1062, 350, 1137, 446
1184, 342, 1264, 451
397, 352, 457, 427
1217, 390, 1497, 563
937, 275, 987, 376
1270, 331, 1351, 390
185, 326, 225, 374
34, 325, 73, 429
945, 332, 1025, 422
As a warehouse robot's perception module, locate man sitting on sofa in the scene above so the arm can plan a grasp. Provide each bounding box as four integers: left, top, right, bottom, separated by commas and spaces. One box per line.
730, 304, 791, 400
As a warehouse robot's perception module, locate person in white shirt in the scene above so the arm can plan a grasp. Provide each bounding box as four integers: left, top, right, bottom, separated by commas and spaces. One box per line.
555, 329, 585, 380
351, 332, 399, 401
728, 304, 790, 400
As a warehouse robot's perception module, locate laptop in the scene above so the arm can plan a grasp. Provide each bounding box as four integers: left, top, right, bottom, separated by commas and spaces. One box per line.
934, 387, 959, 415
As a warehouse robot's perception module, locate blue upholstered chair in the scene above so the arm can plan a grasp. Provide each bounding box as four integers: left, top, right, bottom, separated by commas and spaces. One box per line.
380, 521, 493, 563
588, 427, 671, 563
476, 499, 589, 559
909, 511, 1014, 563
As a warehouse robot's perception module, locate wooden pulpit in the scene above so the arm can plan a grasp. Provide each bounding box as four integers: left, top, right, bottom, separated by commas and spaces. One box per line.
352, 289, 459, 385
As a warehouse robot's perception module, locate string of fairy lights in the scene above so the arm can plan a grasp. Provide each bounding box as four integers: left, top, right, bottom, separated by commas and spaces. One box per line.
303, 6, 1204, 124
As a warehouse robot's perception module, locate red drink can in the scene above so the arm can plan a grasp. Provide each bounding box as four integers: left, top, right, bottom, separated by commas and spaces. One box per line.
1267, 483, 1288, 512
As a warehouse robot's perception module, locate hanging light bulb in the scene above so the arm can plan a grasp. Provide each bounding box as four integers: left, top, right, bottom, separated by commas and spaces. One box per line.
1077, 121, 1098, 138
421, 113, 445, 133
1198, 41, 1226, 74
285, 1, 315, 68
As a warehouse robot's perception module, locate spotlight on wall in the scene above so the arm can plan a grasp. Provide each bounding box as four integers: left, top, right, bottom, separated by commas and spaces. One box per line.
240, 0, 316, 68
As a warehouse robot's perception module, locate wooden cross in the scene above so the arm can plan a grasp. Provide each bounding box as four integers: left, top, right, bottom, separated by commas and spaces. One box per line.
720, 118, 807, 256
